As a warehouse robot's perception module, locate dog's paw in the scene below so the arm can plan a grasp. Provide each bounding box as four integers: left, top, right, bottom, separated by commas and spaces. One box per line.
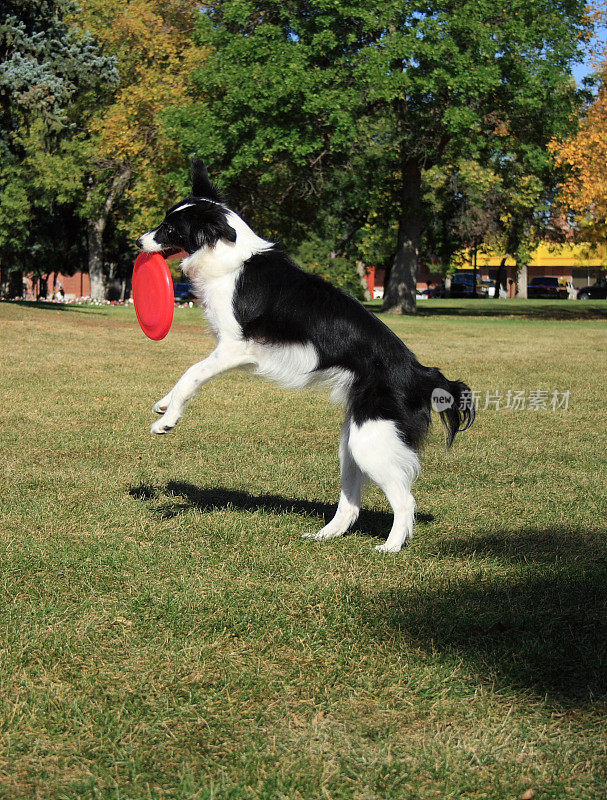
302, 530, 327, 540
153, 393, 172, 414
374, 543, 403, 554
302, 526, 342, 541
150, 418, 176, 435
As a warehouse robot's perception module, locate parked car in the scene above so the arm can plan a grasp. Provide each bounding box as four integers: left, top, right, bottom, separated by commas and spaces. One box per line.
418, 283, 447, 299
527, 276, 568, 299
577, 276, 607, 300
450, 273, 489, 298
173, 281, 194, 303
480, 279, 496, 298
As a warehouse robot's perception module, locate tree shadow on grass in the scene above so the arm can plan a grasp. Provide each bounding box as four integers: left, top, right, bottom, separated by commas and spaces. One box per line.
417, 303, 607, 320
363, 300, 607, 321
2, 299, 105, 314
128, 481, 434, 535
353, 526, 607, 705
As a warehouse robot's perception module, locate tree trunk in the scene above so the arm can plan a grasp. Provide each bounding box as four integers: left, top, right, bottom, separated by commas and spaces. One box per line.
382, 158, 423, 314
87, 216, 106, 300
8, 269, 23, 298
472, 240, 478, 298
0, 264, 7, 298
356, 260, 371, 301
516, 263, 528, 299
86, 165, 131, 301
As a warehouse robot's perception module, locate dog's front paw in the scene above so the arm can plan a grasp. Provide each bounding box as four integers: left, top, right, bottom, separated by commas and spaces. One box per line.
150, 417, 177, 435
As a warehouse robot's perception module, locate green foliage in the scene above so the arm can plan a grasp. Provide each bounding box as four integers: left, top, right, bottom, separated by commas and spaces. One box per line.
296, 234, 367, 299
0, 0, 117, 139
0, 170, 29, 251
164, 0, 592, 302
164, 1, 375, 255
0, 0, 117, 281
423, 160, 504, 270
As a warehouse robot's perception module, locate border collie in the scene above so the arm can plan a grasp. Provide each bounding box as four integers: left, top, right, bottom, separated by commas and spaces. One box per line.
136, 160, 474, 552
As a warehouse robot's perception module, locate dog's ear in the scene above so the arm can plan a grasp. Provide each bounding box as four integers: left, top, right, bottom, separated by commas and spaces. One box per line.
192, 158, 222, 202
193, 213, 237, 249
216, 218, 237, 243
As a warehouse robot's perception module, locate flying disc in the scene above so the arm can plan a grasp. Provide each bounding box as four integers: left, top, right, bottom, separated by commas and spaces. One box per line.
132, 252, 174, 340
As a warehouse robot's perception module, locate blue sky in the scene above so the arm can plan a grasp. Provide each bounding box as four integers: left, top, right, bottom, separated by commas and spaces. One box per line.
572, 25, 607, 85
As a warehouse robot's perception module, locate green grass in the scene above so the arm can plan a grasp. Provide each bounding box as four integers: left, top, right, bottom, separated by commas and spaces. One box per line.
0, 299, 606, 799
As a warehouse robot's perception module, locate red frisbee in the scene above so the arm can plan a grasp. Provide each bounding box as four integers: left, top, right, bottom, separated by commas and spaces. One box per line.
132, 252, 174, 340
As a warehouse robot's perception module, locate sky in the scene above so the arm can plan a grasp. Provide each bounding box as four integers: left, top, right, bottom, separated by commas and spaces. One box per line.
572, 24, 607, 85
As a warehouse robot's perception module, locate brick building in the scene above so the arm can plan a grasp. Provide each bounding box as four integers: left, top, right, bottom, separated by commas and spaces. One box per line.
22, 271, 91, 301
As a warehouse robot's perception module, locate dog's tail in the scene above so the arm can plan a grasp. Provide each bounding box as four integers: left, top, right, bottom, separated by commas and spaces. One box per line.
427, 371, 475, 448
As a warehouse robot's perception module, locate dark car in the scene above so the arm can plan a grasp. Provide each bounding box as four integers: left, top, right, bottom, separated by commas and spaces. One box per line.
527, 276, 567, 299
173, 281, 194, 303
419, 282, 447, 298
449, 273, 489, 298
577, 275, 607, 300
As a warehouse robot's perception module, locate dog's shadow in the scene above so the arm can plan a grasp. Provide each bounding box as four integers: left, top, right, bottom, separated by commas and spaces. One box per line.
129, 481, 434, 534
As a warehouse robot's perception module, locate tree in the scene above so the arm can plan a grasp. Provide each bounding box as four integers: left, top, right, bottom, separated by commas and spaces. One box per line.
169, 1, 592, 312
0, 122, 90, 295
0, 0, 117, 148
70, 0, 205, 299
551, 53, 607, 246
0, 0, 117, 296
424, 160, 504, 287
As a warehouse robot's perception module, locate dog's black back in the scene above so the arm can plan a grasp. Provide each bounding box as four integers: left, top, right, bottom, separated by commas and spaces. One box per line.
233, 246, 474, 450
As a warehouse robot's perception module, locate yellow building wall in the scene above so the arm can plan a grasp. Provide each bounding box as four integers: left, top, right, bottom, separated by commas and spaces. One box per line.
469, 242, 606, 269
416, 243, 605, 292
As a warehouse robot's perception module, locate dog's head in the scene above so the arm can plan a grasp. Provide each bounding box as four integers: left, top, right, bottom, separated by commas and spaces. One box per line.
136, 160, 237, 257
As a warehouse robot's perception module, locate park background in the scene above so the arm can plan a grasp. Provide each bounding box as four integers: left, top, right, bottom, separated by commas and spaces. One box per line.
1, 0, 607, 311
1, 3, 607, 800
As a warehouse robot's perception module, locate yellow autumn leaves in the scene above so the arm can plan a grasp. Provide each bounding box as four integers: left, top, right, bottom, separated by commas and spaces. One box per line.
70, 0, 206, 237
551, 56, 607, 243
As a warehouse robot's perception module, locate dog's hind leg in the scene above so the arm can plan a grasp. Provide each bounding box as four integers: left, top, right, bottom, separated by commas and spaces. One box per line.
151, 343, 255, 434
304, 416, 363, 540
347, 418, 419, 553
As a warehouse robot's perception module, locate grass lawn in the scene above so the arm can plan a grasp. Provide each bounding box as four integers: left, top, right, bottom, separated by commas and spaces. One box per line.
0, 298, 606, 799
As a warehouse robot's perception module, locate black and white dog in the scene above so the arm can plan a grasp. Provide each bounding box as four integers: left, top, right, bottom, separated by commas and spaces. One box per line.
136, 160, 474, 552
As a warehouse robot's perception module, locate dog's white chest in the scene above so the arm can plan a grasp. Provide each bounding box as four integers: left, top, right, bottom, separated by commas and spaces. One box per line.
194, 271, 242, 340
